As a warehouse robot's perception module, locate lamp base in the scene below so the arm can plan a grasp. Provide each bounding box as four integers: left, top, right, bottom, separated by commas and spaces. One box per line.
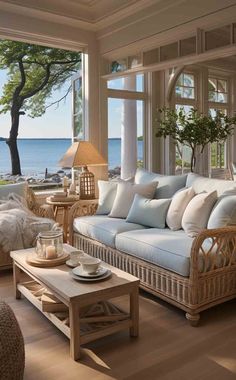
79, 166, 96, 200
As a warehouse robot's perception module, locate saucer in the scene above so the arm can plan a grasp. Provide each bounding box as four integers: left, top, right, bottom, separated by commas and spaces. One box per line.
72, 266, 107, 278
70, 269, 111, 282
66, 260, 81, 268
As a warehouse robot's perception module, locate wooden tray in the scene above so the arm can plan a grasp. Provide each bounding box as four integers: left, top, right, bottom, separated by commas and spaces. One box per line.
26, 252, 69, 267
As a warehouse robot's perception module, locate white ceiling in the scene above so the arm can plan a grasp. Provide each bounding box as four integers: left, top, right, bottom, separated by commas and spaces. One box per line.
1, 0, 156, 25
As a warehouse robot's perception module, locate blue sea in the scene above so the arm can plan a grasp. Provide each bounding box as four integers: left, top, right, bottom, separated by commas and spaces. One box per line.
0, 138, 143, 177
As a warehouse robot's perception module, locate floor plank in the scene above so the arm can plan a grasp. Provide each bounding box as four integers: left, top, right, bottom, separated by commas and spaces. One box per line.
1, 270, 236, 380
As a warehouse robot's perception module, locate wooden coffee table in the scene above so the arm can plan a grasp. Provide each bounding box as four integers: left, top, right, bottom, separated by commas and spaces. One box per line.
10, 245, 139, 360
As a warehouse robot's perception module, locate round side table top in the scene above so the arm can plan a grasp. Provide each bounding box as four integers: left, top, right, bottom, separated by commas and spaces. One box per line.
46, 197, 79, 207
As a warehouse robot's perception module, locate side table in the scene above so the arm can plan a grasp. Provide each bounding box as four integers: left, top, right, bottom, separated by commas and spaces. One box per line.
46, 197, 98, 242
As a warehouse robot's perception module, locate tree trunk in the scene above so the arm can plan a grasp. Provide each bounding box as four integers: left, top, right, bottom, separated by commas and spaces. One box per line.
6, 109, 22, 175
190, 147, 196, 173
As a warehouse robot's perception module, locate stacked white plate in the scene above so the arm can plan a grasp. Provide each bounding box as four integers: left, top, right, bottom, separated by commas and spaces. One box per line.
71, 266, 111, 282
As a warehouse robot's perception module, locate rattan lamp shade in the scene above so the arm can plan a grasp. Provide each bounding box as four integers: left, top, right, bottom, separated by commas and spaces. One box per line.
59, 141, 107, 200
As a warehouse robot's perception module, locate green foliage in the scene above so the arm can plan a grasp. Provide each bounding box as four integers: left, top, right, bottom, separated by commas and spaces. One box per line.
156, 107, 236, 172
0, 40, 81, 117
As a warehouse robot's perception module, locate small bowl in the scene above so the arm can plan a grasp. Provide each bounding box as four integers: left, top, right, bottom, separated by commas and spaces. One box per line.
79, 257, 101, 274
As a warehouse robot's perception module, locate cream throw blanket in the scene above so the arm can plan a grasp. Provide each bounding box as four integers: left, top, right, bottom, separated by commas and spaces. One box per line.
0, 194, 54, 253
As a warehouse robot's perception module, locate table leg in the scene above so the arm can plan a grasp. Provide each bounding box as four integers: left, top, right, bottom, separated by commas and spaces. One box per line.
69, 302, 80, 360
63, 207, 68, 243
13, 262, 21, 299
130, 286, 139, 337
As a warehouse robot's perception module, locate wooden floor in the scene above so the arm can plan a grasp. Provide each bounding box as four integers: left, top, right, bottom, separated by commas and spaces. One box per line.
1, 270, 236, 380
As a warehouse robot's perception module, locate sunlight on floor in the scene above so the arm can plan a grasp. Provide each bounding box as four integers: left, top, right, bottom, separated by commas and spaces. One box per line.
209, 355, 236, 374
82, 348, 111, 369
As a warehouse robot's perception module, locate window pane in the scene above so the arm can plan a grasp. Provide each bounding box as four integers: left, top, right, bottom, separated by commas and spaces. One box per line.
108, 74, 144, 92
110, 59, 127, 73
108, 98, 144, 177
160, 42, 178, 61
209, 108, 227, 168
175, 105, 193, 174
176, 74, 184, 86
183, 73, 194, 87
205, 25, 231, 50
218, 79, 227, 92
183, 87, 194, 99
209, 91, 217, 102
217, 92, 227, 103
180, 36, 196, 56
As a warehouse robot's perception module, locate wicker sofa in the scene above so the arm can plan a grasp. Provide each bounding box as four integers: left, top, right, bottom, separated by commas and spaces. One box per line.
0, 182, 54, 270
69, 170, 236, 326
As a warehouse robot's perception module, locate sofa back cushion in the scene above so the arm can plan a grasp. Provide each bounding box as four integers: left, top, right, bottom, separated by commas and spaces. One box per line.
109, 181, 158, 219
186, 173, 234, 196
208, 195, 236, 229
96, 178, 134, 215
0, 182, 27, 200
126, 194, 171, 228
135, 168, 187, 199
96, 181, 118, 215
166, 187, 195, 231
182, 191, 217, 237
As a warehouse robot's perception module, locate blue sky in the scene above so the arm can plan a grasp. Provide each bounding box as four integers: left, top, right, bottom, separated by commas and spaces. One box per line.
0, 70, 143, 139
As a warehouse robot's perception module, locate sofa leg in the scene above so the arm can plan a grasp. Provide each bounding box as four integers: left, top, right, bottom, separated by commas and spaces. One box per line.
186, 312, 200, 327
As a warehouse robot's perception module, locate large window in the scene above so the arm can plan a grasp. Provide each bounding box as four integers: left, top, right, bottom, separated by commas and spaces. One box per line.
208, 77, 228, 103
175, 72, 196, 173
175, 73, 195, 100
107, 75, 145, 179
208, 76, 229, 169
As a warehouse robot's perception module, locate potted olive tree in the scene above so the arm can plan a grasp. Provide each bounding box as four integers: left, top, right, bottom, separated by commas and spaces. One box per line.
156, 107, 236, 172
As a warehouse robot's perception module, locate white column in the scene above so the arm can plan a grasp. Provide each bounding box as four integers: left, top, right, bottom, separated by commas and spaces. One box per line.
121, 76, 137, 179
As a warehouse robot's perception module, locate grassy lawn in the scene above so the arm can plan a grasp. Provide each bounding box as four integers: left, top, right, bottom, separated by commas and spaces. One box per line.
0, 180, 13, 185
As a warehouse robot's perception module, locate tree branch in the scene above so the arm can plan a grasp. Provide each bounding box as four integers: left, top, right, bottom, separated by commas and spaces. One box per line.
21, 63, 52, 100
45, 85, 72, 110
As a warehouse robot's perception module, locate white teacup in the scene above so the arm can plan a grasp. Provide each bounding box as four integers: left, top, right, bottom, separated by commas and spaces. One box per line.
79, 257, 101, 274
70, 250, 84, 266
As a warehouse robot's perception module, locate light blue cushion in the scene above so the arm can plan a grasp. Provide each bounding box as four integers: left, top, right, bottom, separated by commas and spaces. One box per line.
0, 182, 27, 200
208, 195, 236, 229
73, 215, 146, 248
126, 194, 171, 228
96, 181, 117, 215
115, 228, 213, 277
135, 169, 187, 198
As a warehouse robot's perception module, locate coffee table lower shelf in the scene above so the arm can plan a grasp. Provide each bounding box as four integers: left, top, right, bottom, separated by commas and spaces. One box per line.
17, 278, 135, 355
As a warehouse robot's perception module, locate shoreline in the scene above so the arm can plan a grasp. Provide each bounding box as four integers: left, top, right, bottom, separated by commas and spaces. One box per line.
0, 166, 121, 186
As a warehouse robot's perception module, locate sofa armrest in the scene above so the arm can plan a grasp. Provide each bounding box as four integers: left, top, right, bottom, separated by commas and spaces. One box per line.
68, 200, 98, 244
190, 226, 236, 280
31, 204, 55, 220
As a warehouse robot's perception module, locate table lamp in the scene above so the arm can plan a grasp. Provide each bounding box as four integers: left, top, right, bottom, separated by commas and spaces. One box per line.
58, 141, 107, 199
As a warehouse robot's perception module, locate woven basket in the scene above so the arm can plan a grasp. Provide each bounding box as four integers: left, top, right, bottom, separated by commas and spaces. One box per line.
0, 302, 25, 380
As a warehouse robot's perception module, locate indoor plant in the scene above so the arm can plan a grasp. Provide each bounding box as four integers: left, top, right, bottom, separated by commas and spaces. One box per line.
156, 107, 236, 172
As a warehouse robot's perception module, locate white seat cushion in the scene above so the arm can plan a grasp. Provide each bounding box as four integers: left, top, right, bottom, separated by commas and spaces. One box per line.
115, 228, 212, 277
73, 215, 147, 248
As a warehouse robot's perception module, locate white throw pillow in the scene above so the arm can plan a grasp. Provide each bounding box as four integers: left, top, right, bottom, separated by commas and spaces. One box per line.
182, 191, 217, 237
96, 181, 118, 215
166, 187, 195, 231
96, 177, 134, 215
109, 181, 158, 219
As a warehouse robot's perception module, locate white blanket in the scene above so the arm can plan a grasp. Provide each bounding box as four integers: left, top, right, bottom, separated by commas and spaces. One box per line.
0, 194, 54, 253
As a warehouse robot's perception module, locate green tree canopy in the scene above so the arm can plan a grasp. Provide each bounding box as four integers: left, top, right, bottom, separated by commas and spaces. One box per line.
0, 40, 81, 175
156, 107, 236, 172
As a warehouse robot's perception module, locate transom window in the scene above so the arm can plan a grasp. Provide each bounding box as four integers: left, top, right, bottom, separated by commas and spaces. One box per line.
175, 73, 195, 99
208, 77, 228, 103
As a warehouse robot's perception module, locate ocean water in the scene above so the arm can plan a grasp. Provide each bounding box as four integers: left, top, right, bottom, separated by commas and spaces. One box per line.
0, 138, 143, 177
